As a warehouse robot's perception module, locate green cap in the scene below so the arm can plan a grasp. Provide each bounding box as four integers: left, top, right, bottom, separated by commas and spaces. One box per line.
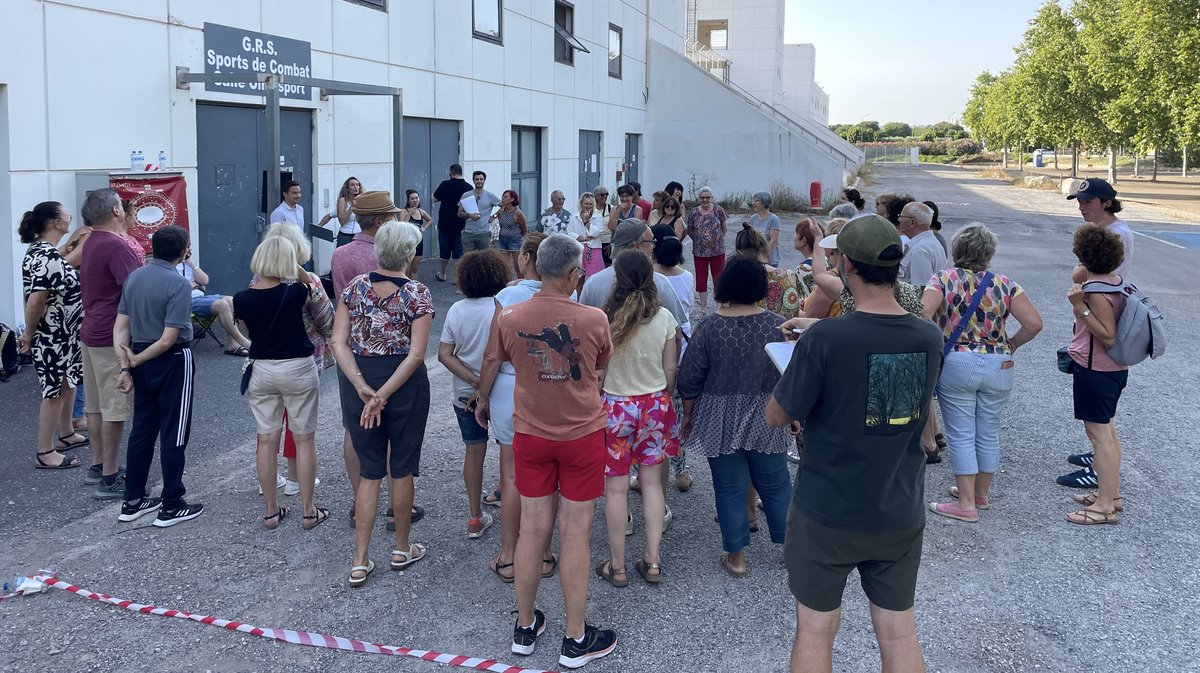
835, 214, 904, 267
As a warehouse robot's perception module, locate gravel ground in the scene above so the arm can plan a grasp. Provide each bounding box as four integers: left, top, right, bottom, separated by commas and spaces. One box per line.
1, 164, 1196, 672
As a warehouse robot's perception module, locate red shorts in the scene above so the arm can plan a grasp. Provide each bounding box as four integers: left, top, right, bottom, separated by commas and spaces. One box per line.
513, 428, 605, 502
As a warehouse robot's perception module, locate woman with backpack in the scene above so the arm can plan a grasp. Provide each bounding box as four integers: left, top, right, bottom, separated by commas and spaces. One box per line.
1063, 224, 1129, 526
920, 223, 1043, 522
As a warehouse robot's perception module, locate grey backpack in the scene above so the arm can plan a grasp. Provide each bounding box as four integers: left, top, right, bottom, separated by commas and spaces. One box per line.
1082, 280, 1165, 366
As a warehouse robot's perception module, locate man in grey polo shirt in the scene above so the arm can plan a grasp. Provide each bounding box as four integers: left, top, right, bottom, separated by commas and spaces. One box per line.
112, 225, 205, 528
898, 201, 946, 290
458, 170, 500, 252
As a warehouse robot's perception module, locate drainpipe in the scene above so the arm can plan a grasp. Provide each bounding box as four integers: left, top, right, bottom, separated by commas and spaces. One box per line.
643, 0, 651, 104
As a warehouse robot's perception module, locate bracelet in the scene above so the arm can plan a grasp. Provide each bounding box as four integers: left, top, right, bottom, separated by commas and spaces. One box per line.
120, 367, 132, 373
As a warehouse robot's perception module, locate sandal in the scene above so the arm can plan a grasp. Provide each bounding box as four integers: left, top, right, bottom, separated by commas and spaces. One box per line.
348, 559, 375, 587
35, 449, 81, 470
720, 552, 748, 578
386, 505, 425, 532
483, 489, 502, 507
542, 554, 558, 579
595, 560, 628, 587
949, 486, 990, 510
491, 556, 515, 583
390, 543, 427, 570
301, 507, 330, 530
224, 346, 250, 357
634, 559, 661, 584
55, 433, 89, 450
935, 433, 948, 451
348, 506, 357, 529
264, 507, 289, 529
713, 513, 759, 533
435, 271, 447, 282
1066, 507, 1119, 525
1072, 493, 1124, 511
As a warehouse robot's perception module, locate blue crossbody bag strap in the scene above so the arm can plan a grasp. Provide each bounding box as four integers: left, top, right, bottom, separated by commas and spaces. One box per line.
943, 271, 994, 357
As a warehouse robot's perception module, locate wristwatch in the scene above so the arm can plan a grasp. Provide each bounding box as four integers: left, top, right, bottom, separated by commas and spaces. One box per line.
1078, 308, 1091, 318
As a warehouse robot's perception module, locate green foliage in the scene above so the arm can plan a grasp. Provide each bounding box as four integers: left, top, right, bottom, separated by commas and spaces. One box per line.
880, 122, 912, 138
716, 190, 750, 212
768, 181, 809, 212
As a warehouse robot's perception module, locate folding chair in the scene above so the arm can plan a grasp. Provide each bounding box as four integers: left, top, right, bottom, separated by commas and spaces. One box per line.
192, 313, 225, 348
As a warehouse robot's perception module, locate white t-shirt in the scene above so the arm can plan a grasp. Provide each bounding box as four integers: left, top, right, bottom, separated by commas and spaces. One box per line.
663, 270, 694, 360
175, 263, 204, 299
603, 307, 679, 396
1107, 218, 1134, 280
440, 297, 497, 408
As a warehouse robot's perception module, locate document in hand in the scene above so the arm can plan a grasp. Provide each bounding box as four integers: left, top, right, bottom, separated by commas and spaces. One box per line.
461, 194, 480, 215
764, 341, 797, 374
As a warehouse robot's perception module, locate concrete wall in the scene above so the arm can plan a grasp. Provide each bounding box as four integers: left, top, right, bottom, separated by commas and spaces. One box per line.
645, 41, 846, 207
694, 0, 784, 107
0, 0, 686, 325
781, 44, 828, 126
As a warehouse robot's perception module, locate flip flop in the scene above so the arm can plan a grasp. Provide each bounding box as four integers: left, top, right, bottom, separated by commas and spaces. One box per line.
34, 450, 81, 470
348, 560, 375, 587
264, 507, 288, 529
224, 346, 250, 357
434, 272, 447, 282
491, 556, 515, 584
390, 543, 427, 570
55, 433, 89, 450
301, 507, 330, 530
483, 489, 502, 507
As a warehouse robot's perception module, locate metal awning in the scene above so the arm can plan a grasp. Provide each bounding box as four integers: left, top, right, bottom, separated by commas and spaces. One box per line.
175, 67, 403, 211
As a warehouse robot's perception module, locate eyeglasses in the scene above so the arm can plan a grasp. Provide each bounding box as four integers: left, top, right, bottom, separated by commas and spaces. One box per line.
664, 205, 677, 209
700, 196, 712, 200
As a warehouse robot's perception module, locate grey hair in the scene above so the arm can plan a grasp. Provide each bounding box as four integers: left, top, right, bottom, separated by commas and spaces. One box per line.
264, 222, 312, 265
828, 203, 858, 220
907, 202, 933, 228
950, 222, 997, 272
374, 221, 421, 270
81, 187, 120, 227
752, 191, 772, 209
535, 233, 583, 279
698, 186, 714, 197
551, 190, 564, 199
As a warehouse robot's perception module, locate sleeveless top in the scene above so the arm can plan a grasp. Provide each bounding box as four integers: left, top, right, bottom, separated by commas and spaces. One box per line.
497, 208, 523, 239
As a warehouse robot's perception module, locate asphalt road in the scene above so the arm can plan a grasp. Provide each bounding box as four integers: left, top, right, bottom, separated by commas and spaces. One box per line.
1, 164, 1196, 673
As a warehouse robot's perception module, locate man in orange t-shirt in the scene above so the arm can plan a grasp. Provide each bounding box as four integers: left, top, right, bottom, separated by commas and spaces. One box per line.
476, 234, 618, 668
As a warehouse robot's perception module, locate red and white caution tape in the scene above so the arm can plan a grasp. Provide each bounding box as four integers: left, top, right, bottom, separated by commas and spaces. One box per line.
23, 573, 559, 673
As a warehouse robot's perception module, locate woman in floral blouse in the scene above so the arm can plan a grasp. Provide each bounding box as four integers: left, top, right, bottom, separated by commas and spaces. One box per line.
684, 186, 728, 315
332, 221, 434, 587
19, 201, 85, 470
735, 223, 800, 318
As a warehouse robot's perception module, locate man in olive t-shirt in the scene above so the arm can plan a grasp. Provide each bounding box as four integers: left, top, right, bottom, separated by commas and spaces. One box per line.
765, 214, 942, 673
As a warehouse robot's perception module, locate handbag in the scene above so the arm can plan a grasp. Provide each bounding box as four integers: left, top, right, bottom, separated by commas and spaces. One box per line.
942, 271, 994, 357
1057, 346, 1074, 374
240, 286, 290, 395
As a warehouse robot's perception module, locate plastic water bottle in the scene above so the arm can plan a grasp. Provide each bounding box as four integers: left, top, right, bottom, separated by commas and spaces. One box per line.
130, 150, 139, 171
158, 150, 168, 170
131, 150, 145, 172
2, 576, 47, 596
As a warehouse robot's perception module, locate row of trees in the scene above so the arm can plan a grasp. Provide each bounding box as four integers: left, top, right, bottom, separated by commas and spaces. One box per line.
829, 120, 968, 143
963, 0, 1200, 180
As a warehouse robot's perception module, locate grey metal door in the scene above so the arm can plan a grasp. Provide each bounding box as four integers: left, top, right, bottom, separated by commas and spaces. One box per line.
196, 103, 312, 295
624, 133, 640, 186
579, 130, 601, 198
511, 126, 541, 216
403, 117, 461, 257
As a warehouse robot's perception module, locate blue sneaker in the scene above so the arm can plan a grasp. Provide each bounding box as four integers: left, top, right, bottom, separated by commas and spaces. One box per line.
1057, 467, 1098, 489
1067, 452, 1094, 467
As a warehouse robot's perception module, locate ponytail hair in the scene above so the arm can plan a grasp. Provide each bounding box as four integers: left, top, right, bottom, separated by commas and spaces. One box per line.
603, 250, 660, 349
843, 188, 865, 211
18, 201, 63, 243
735, 222, 769, 260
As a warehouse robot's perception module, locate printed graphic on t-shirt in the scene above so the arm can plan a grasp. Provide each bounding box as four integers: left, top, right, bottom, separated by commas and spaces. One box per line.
865, 352, 928, 434
518, 323, 583, 381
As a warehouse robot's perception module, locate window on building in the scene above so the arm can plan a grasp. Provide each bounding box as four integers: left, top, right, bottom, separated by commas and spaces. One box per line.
697, 19, 729, 50
473, 0, 502, 44
554, 1, 589, 65
608, 24, 622, 79
512, 126, 542, 215
344, 0, 386, 10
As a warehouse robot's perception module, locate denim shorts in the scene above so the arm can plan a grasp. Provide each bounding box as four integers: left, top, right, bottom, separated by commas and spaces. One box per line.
454, 404, 489, 444
191, 294, 224, 317
497, 235, 523, 251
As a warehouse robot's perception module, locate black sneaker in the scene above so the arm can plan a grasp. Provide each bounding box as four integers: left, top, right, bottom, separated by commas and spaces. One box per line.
511, 609, 546, 656
1057, 467, 1099, 489
154, 502, 205, 528
93, 472, 127, 500
1067, 452, 1095, 467
118, 497, 162, 522
559, 624, 617, 669
85, 466, 125, 486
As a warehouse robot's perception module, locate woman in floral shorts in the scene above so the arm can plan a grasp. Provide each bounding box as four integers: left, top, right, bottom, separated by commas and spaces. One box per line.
596, 250, 680, 587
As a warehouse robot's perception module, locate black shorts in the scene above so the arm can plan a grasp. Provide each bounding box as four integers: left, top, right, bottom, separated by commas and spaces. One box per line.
438, 226, 463, 260
785, 509, 924, 612
1072, 366, 1128, 424
339, 355, 429, 480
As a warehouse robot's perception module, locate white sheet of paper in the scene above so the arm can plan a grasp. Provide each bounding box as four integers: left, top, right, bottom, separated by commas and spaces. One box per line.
765, 341, 797, 374
460, 194, 480, 215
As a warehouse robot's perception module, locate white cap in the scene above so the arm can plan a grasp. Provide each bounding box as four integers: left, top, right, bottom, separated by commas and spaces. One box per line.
817, 233, 838, 249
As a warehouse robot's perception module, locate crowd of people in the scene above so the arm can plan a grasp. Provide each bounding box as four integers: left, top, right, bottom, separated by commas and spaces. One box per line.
14, 169, 1137, 670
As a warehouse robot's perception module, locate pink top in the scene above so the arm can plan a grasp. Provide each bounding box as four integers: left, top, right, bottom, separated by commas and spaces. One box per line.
121, 234, 147, 265
1068, 274, 1127, 372
330, 233, 377, 299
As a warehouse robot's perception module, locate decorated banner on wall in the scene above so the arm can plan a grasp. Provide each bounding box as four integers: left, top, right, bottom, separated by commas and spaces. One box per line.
109, 173, 189, 253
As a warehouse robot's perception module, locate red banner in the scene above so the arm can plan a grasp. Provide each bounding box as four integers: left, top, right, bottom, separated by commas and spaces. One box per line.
109, 174, 189, 253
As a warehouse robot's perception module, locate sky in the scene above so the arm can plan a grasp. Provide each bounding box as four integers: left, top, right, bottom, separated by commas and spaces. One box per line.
784, 0, 1055, 126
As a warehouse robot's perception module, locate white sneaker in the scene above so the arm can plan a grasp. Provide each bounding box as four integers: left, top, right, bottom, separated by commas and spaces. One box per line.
283, 477, 319, 496
663, 506, 673, 532
258, 473, 286, 495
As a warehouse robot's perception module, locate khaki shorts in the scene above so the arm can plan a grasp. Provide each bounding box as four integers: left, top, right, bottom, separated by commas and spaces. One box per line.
247, 357, 320, 435
82, 345, 133, 422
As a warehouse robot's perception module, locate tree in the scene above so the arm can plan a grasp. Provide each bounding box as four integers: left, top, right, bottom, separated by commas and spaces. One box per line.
880, 122, 912, 138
